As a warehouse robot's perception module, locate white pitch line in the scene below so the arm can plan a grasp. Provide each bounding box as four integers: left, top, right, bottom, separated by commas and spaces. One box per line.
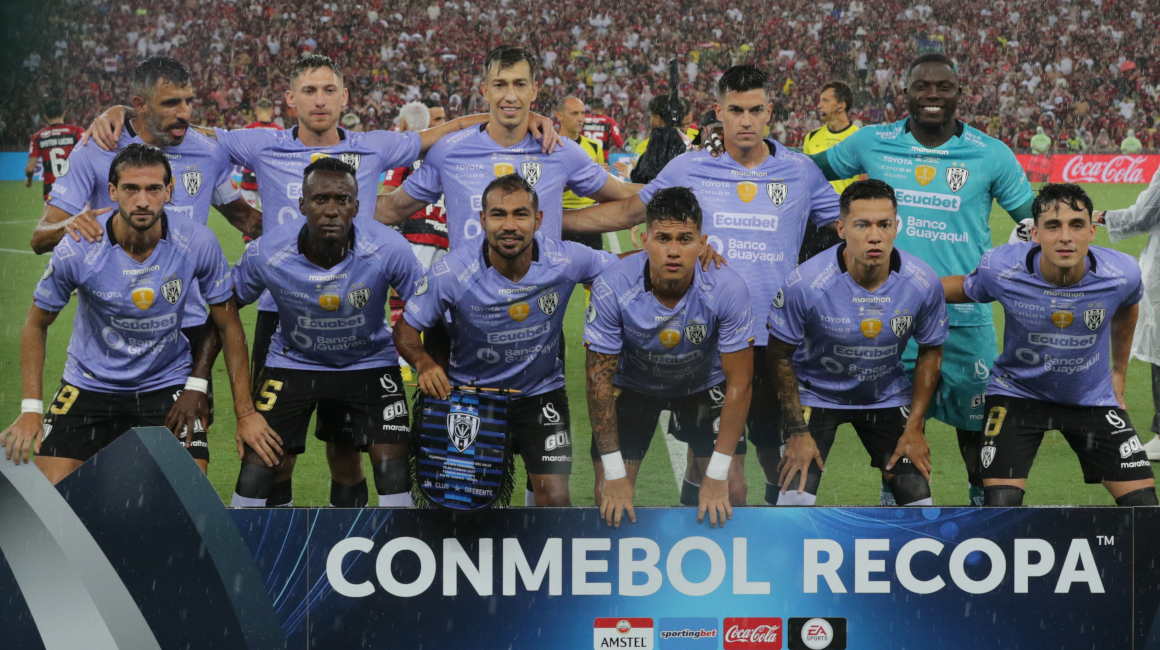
0, 220, 39, 225
0, 247, 34, 255
605, 231, 622, 254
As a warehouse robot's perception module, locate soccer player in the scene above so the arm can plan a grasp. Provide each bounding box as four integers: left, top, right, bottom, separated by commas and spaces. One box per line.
230, 158, 425, 508
584, 187, 754, 527
1, 144, 275, 482
384, 100, 450, 271
807, 52, 1036, 506
564, 64, 840, 507
239, 98, 283, 208
942, 183, 1156, 506
583, 103, 625, 161
768, 180, 947, 506
26, 100, 84, 202
422, 98, 447, 127
395, 174, 622, 507
376, 45, 638, 249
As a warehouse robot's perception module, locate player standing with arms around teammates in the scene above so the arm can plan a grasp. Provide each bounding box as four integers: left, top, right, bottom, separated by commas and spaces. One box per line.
807, 53, 1036, 506
1, 144, 275, 481
395, 175, 623, 506
26, 100, 84, 202
230, 158, 425, 508
942, 184, 1157, 506
768, 180, 948, 506
565, 65, 840, 507
584, 187, 754, 527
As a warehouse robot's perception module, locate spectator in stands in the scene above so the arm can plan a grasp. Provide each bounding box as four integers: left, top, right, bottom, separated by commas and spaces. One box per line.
1030, 126, 1052, 154
1123, 129, 1145, 154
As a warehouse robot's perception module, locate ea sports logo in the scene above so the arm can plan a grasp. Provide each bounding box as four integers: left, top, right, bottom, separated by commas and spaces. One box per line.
801, 618, 833, 649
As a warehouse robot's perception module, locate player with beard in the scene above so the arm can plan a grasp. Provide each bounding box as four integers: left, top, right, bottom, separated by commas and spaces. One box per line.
2, 144, 275, 481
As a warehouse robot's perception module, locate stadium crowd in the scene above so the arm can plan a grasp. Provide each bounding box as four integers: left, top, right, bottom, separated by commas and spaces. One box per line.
5, 0, 1160, 151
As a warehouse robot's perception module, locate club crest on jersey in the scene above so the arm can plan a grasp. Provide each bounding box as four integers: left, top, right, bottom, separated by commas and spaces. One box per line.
981, 444, 996, 468
1051, 310, 1074, 329
860, 318, 882, 338
586, 302, 597, 323
494, 162, 516, 177
520, 162, 542, 187
132, 287, 155, 310
890, 315, 913, 338
684, 323, 708, 345
767, 182, 789, 207
1083, 308, 1106, 331
161, 279, 183, 305
659, 328, 681, 349
509, 302, 531, 321
415, 275, 429, 296
537, 291, 559, 315
946, 166, 969, 193
181, 171, 203, 197
737, 181, 758, 203
915, 164, 936, 186
319, 293, 341, 311
347, 288, 370, 309
772, 288, 785, 309
339, 153, 362, 171
447, 410, 481, 453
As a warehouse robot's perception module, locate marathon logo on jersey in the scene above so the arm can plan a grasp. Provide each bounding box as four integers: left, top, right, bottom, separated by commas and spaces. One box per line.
787, 618, 845, 650
521, 162, 542, 187
684, 324, 708, 345
161, 279, 182, 305
737, 182, 758, 203
181, 171, 203, 197
658, 617, 717, 649
660, 328, 681, 349
915, 164, 936, 186
446, 408, 481, 453
297, 315, 366, 330
509, 302, 531, 321
860, 318, 882, 339
890, 315, 913, 337
594, 618, 654, 649
1028, 332, 1097, 349
347, 288, 371, 309
319, 293, 341, 311
767, 182, 788, 207
537, 291, 560, 316
339, 153, 362, 171
495, 162, 516, 177
1083, 308, 1106, 331
723, 617, 781, 649
946, 165, 970, 192
132, 287, 155, 310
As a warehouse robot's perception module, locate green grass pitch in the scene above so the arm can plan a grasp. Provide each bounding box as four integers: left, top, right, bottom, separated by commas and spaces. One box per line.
0, 181, 1153, 507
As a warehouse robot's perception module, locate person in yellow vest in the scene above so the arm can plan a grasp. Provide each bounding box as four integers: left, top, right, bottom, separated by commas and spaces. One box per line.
803, 81, 861, 193
556, 96, 608, 286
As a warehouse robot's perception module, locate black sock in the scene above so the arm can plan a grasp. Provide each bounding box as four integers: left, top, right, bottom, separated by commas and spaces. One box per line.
330, 479, 369, 508
680, 479, 700, 506
956, 427, 984, 488
267, 479, 293, 507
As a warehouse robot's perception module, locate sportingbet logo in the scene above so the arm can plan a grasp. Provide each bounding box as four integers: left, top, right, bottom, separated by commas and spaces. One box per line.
594, 618, 654, 649
895, 188, 961, 212
723, 617, 781, 649
487, 322, 551, 344
297, 315, 366, 330
1028, 332, 1097, 349
658, 617, 717, 648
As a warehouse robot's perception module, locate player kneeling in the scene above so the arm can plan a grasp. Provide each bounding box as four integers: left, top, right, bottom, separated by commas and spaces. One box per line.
230, 158, 425, 508
769, 180, 947, 506
584, 187, 754, 527
943, 183, 1157, 506
2, 144, 273, 482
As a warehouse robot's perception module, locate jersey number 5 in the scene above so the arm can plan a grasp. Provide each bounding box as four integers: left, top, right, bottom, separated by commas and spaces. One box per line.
255, 380, 284, 412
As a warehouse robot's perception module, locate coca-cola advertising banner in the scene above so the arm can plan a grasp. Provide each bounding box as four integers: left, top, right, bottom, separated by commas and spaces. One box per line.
1016, 154, 1160, 184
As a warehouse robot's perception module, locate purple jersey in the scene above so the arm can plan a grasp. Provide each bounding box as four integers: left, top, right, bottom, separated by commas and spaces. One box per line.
638, 142, 839, 346
232, 220, 424, 371
767, 244, 949, 408
33, 213, 233, 393
404, 234, 619, 396
583, 254, 755, 396
400, 126, 608, 249
964, 242, 1143, 407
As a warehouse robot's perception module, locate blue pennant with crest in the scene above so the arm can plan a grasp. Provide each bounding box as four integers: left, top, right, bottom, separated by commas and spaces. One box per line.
411, 389, 514, 509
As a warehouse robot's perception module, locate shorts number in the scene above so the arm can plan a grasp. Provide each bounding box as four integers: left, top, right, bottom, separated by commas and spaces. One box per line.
984, 406, 1007, 438
49, 385, 80, 415
255, 380, 284, 412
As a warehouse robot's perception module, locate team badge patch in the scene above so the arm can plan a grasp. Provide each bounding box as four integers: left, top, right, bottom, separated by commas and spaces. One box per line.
915, 164, 936, 186
310, 152, 331, 163
659, 328, 681, 349
319, 293, 341, 311
586, 302, 598, 323
890, 315, 913, 338
981, 445, 996, 469
860, 318, 882, 338
132, 287, 154, 310
347, 288, 370, 309
537, 291, 559, 315
684, 324, 708, 345
772, 288, 785, 309
494, 162, 515, 177
767, 182, 789, 207
339, 153, 362, 171
41, 259, 53, 280
413, 390, 515, 510
509, 302, 530, 321
415, 275, 429, 296
1083, 308, 1106, 331
737, 181, 758, 203
520, 162, 543, 187
1051, 310, 1074, 329
181, 171, 202, 197
946, 166, 970, 192
161, 279, 183, 305
446, 409, 481, 452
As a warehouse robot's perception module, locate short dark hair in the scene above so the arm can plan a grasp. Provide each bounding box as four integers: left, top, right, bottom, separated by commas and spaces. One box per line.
717, 65, 769, 98
291, 54, 344, 85
646, 186, 702, 230
109, 143, 173, 187
482, 174, 539, 212
839, 179, 897, 218
42, 99, 64, 119
820, 81, 853, 113
420, 98, 443, 109
483, 45, 539, 81
1032, 183, 1094, 223
131, 56, 191, 100
648, 95, 669, 118
255, 98, 274, 110
907, 52, 958, 78
303, 156, 357, 190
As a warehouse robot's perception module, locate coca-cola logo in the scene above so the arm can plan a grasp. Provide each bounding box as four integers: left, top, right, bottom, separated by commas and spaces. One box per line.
723, 617, 782, 649
1060, 155, 1150, 184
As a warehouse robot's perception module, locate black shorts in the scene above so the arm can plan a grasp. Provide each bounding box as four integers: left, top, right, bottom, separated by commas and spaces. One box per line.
778, 405, 920, 485
39, 380, 209, 462
593, 381, 747, 461
181, 323, 215, 427
980, 395, 1155, 484
509, 387, 572, 475
745, 346, 782, 449
253, 366, 409, 455
561, 230, 604, 251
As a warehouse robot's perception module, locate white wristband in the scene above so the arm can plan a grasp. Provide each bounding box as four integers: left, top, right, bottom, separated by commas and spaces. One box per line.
184, 377, 209, 394
706, 451, 732, 481
21, 399, 44, 414
601, 451, 627, 481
